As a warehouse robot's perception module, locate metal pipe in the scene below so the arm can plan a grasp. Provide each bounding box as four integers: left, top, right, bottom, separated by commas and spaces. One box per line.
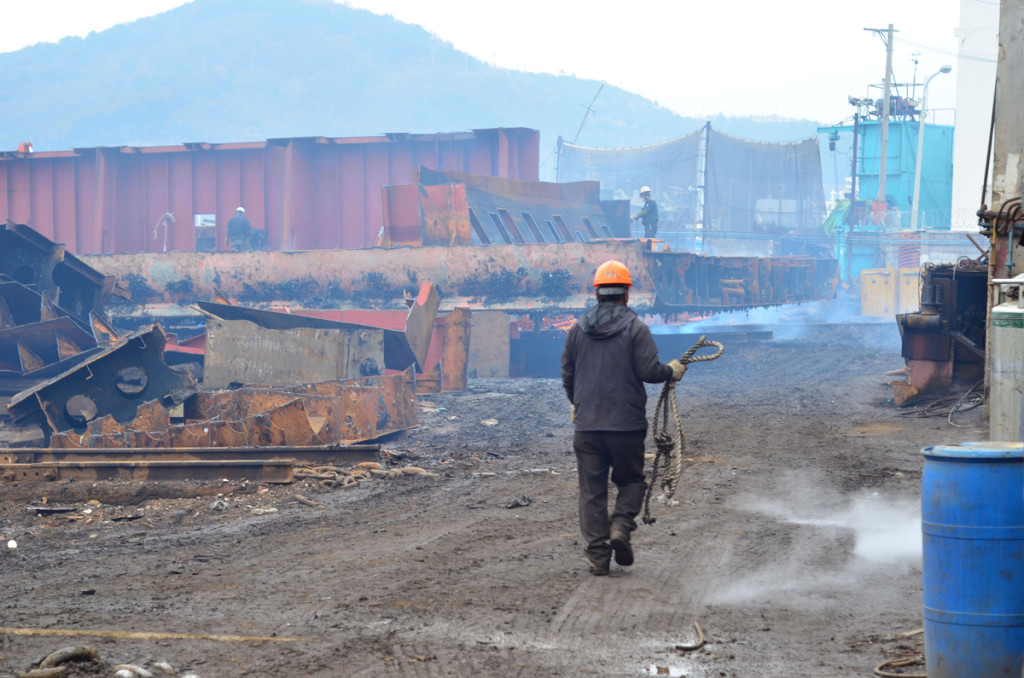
877, 24, 895, 203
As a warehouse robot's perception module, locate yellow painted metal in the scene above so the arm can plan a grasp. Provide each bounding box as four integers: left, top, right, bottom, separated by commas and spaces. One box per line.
898, 267, 921, 314
860, 268, 896, 318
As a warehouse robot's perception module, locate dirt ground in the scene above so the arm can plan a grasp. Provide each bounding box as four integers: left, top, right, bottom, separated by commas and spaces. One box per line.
0, 321, 987, 678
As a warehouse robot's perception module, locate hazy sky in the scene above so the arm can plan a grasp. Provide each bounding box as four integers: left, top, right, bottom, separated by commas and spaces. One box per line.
1, 0, 984, 125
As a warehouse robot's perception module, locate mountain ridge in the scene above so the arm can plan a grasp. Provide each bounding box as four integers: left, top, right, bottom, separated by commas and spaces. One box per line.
0, 0, 825, 177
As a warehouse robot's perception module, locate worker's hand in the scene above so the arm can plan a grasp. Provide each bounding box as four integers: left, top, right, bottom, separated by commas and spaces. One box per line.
668, 359, 686, 382
630, 213, 637, 221
571, 405, 577, 423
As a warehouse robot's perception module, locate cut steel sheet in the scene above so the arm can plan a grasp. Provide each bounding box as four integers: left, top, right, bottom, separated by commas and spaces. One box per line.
195, 300, 427, 372
417, 308, 471, 393
202, 319, 385, 389
7, 324, 197, 436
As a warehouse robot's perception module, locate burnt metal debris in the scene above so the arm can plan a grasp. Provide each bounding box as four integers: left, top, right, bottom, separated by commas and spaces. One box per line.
38, 369, 416, 450
892, 260, 988, 404
7, 323, 197, 437
0, 220, 124, 318
0, 223, 426, 485
0, 222, 128, 395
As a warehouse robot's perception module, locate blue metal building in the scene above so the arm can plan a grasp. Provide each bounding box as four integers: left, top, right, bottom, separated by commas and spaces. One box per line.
826, 118, 955, 230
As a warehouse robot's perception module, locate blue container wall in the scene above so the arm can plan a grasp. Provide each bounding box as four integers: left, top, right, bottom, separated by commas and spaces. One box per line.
921, 443, 1024, 678
856, 120, 954, 230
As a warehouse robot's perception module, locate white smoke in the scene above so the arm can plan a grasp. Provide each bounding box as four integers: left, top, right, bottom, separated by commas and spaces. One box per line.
710, 490, 921, 606
650, 298, 903, 350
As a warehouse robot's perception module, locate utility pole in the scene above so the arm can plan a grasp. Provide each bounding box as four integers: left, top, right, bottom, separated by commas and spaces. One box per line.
866, 24, 896, 204
851, 111, 860, 200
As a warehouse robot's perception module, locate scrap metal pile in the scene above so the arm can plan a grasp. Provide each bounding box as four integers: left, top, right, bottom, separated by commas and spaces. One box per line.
0, 222, 434, 484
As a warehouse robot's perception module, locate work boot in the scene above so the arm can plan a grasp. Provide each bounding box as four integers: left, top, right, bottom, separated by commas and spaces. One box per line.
609, 528, 634, 566
588, 560, 610, 576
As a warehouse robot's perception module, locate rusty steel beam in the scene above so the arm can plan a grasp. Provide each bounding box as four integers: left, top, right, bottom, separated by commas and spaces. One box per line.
0, 444, 380, 466
0, 459, 294, 484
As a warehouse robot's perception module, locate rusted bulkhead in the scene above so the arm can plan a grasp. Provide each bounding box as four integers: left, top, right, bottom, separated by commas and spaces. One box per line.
85, 241, 836, 315
382, 167, 629, 246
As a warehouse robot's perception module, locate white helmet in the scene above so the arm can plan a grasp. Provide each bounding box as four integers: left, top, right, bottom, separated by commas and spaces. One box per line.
236, 206, 245, 214
640, 186, 652, 195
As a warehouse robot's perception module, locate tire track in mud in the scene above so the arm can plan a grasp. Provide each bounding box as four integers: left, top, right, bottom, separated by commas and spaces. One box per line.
542, 463, 739, 675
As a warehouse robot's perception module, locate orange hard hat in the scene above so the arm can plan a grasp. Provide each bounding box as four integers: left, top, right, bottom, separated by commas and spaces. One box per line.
593, 260, 632, 288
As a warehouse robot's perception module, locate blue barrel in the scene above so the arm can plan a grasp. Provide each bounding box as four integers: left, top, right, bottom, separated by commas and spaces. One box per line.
922, 443, 1024, 677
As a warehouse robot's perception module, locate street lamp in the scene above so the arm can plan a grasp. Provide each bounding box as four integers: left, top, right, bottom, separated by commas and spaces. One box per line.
911, 65, 952, 229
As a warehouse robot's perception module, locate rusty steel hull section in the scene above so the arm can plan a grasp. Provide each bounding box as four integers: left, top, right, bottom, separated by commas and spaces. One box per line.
84, 242, 836, 314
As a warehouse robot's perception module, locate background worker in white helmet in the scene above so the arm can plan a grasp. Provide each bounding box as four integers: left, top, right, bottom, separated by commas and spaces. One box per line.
227, 206, 253, 252
561, 259, 685, 576
631, 186, 659, 239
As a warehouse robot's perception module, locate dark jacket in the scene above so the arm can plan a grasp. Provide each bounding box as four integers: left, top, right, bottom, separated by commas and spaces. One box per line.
227, 215, 252, 246
637, 198, 659, 226
561, 303, 672, 432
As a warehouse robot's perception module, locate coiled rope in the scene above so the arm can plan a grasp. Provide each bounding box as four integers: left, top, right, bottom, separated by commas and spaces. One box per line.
642, 335, 724, 525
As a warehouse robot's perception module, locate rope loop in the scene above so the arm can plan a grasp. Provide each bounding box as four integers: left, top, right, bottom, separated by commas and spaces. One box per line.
642, 335, 723, 525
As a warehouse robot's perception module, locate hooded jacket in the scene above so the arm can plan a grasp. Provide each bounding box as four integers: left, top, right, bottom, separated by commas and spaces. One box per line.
561, 302, 672, 432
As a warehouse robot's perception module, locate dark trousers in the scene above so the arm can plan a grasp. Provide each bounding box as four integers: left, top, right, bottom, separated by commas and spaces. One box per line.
643, 221, 658, 238
573, 430, 647, 565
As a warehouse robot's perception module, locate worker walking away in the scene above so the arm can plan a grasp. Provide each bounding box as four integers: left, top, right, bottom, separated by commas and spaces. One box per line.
227, 206, 253, 252
561, 260, 685, 575
631, 186, 659, 239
